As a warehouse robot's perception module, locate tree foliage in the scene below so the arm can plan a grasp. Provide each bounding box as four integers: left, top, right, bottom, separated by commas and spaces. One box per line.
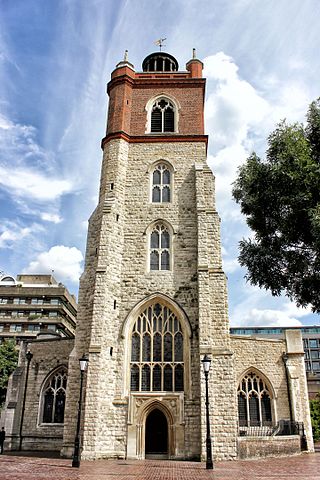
0, 339, 19, 408
310, 394, 320, 441
232, 98, 320, 312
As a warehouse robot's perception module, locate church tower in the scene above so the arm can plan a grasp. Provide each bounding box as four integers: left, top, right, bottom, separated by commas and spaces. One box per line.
62, 50, 238, 461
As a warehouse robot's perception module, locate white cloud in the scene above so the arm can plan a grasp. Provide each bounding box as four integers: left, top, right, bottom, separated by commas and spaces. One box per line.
204, 52, 269, 153
40, 213, 63, 224
24, 245, 83, 284
234, 308, 303, 328
222, 257, 240, 274
0, 222, 44, 249
0, 114, 74, 202
230, 280, 312, 327
0, 165, 73, 201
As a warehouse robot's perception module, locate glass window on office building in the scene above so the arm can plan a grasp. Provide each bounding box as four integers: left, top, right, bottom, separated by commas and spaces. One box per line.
31, 298, 43, 305
50, 298, 60, 305
312, 361, 320, 371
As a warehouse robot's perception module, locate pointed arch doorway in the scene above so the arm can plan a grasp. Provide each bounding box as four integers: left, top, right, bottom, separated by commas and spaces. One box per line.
145, 408, 168, 459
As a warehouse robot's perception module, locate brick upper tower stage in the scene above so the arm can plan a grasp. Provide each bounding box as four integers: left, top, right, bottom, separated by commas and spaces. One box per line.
102, 51, 207, 143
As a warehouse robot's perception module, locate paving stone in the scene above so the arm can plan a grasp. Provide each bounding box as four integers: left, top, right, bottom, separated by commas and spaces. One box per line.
0, 453, 319, 480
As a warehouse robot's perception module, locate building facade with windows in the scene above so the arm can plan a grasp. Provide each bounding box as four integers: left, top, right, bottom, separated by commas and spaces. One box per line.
2, 51, 314, 460
0, 274, 77, 343
230, 326, 320, 398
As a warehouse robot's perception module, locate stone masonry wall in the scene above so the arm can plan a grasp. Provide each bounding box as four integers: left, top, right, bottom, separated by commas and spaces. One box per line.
284, 330, 314, 451
62, 138, 129, 457
3, 338, 73, 451
231, 335, 291, 422
63, 136, 237, 460
195, 162, 238, 461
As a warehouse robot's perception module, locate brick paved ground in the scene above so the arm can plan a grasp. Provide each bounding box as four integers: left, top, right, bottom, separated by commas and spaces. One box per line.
0, 452, 319, 480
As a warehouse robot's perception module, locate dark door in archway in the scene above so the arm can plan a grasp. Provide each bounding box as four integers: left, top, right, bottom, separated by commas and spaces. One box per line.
145, 409, 168, 457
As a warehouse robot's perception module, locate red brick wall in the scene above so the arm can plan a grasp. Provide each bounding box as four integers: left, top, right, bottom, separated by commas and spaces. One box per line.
106, 71, 205, 136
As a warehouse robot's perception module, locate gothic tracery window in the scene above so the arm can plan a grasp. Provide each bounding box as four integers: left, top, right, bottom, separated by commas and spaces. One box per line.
237, 371, 272, 427
130, 303, 184, 392
151, 98, 175, 133
152, 164, 171, 203
41, 368, 67, 424
150, 224, 170, 271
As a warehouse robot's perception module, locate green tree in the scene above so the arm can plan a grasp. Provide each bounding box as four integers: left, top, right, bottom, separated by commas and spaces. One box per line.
310, 394, 320, 441
0, 339, 19, 409
232, 98, 320, 312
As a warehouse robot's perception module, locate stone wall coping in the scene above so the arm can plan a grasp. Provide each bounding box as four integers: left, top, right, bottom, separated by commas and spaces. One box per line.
27, 337, 74, 345
238, 435, 300, 441
231, 335, 285, 344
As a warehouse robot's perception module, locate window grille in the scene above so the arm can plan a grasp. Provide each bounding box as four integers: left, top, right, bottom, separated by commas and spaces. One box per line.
42, 368, 67, 423
150, 224, 170, 271
130, 303, 184, 392
237, 371, 272, 427
151, 99, 175, 133
152, 164, 171, 203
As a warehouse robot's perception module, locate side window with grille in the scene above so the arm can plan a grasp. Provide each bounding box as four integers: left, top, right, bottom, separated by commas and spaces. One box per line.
237, 371, 273, 427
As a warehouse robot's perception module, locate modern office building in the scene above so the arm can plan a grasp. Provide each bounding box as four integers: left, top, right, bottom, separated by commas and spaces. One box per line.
0, 273, 77, 343
230, 326, 320, 398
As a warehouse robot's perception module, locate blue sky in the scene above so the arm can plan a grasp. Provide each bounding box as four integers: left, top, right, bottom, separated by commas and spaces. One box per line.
0, 0, 319, 327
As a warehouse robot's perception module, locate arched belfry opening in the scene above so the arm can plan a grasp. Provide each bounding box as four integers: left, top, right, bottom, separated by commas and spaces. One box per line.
142, 52, 179, 72
145, 408, 168, 458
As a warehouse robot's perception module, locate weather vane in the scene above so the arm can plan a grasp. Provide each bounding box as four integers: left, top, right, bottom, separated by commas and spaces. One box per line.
154, 37, 167, 51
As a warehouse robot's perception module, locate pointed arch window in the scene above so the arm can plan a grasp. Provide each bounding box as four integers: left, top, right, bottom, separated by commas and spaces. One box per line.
41, 368, 67, 424
150, 224, 171, 271
237, 371, 272, 427
152, 164, 171, 203
151, 98, 175, 133
130, 303, 184, 392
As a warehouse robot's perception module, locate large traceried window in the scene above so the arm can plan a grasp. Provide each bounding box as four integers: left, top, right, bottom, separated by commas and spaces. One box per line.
130, 302, 184, 392
237, 371, 272, 427
150, 224, 170, 271
152, 164, 171, 203
151, 98, 175, 133
41, 368, 67, 424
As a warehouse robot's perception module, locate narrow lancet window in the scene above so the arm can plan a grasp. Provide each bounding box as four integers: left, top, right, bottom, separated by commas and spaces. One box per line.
152, 164, 171, 203
149, 224, 171, 271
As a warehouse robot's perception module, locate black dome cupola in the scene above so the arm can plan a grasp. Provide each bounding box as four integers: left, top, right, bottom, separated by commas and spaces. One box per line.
142, 52, 179, 72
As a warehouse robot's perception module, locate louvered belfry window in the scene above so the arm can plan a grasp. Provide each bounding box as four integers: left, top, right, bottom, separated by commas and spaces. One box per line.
152, 164, 171, 203
130, 303, 184, 392
151, 99, 175, 133
237, 372, 272, 427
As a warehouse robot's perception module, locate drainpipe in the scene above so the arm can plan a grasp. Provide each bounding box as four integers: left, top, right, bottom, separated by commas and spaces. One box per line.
282, 352, 293, 422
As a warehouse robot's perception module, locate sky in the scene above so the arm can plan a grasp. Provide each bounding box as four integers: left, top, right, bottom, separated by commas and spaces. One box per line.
0, 0, 319, 328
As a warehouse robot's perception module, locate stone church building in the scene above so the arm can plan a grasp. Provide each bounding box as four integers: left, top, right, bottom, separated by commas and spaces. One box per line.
2, 51, 314, 461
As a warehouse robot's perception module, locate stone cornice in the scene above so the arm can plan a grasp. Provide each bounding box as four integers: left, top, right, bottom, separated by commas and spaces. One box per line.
101, 131, 208, 149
